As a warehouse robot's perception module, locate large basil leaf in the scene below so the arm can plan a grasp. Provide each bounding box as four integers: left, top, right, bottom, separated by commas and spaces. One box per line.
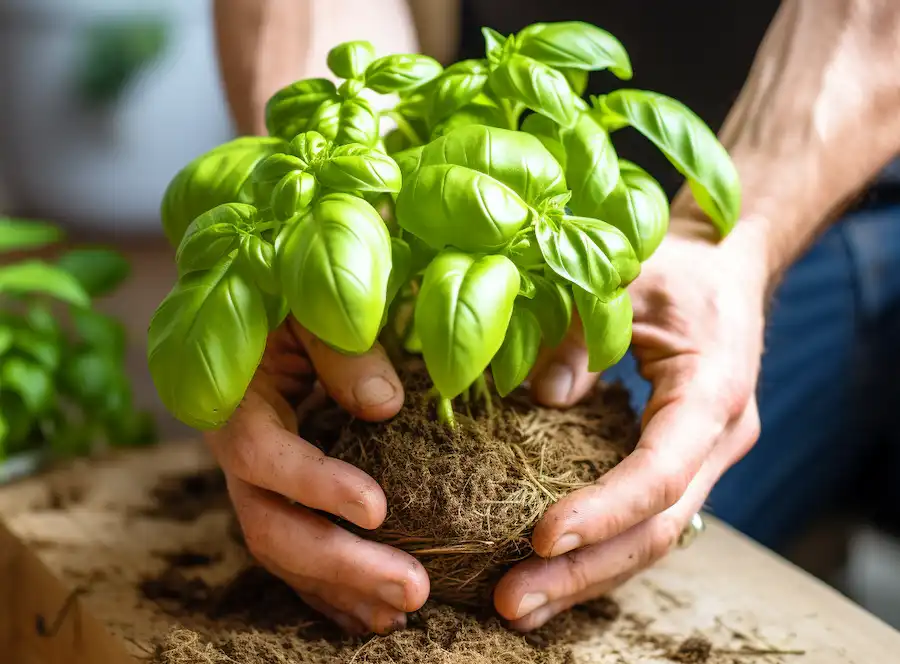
564, 113, 620, 216
0, 261, 90, 306
336, 97, 380, 147
239, 235, 278, 294
396, 164, 533, 252
265, 78, 339, 140
147, 256, 268, 430
598, 90, 741, 235
364, 54, 443, 93
415, 252, 520, 398
386, 237, 412, 310
392, 146, 425, 180
521, 113, 567, 169
595, 160, 669, 261
327, 41, 376, 79
417, 124, 566, 205
57, 248, 130, 297
248, 153, 306, 206
516, 22, 632, 78
429, 60, 490, 125
575, 287, 632, 372
176, 203, 256, 275
1, 355, 53, 414
489, 54, 579, 128
490, 304, 542, 396
536, 215, 639, 299
263, 292, 289, 331
278, 193, 391, 354
314, 145, 402, 193
561, 68, 589, 96
0, 217, 62, 253
519, 274, 573, 348
161, 136, 286, 245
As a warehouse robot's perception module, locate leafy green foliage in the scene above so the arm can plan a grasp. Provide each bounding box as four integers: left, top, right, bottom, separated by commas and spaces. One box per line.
148, 20, 742, 429
0, 217, 156, 466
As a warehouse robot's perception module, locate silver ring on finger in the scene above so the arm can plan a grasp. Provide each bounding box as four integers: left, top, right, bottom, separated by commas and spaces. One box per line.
676, 512, 706, 549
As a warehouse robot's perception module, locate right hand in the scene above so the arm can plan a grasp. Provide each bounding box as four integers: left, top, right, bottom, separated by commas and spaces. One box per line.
204, 317, 430, 635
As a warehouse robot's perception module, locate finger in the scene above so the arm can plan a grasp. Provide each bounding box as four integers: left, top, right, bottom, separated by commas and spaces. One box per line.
529, 317, 598, 408
297, 592, 369, 636
531, 362, 725, 557
506, 573, 633, 632
208, 389, 387, 530
302, 587, 407, 635
292, 320, 404, 422
497, 417, 744, 624
229, 476, 430, 614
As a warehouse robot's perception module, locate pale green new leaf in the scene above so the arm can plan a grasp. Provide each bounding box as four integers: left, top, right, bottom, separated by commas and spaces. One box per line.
176, 203, 256, 275
365, 54, 443, 93
265, 78, 340, 140
489, 54, 579, 128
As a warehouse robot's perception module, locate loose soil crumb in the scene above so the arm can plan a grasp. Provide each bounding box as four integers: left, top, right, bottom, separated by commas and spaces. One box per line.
305, 369, 638, 605
137, 468, 230, 522
670, 636, 714, 663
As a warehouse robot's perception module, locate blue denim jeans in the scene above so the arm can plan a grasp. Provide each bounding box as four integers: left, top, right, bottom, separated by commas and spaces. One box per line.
604, 204, 900, 552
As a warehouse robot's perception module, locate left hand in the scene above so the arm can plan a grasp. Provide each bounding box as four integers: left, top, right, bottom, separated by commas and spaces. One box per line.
492, 218, 771, 631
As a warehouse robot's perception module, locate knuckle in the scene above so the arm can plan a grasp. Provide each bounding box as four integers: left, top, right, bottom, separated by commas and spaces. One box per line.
648, 518, 683, 562
562, 548, 597, 594
226, 440, 260, 484
646, 450, 691, 509
241, 517, 274, 562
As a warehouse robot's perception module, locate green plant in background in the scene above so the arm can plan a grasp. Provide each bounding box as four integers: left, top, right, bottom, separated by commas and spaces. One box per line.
148, 21, 740, 430
0, 217, 156, 464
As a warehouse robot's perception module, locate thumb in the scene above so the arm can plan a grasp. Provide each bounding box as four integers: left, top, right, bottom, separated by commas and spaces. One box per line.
529, 315, 599, 408
290, 319, 405, 421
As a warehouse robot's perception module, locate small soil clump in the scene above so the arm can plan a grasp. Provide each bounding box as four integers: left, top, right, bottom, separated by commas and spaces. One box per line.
303, 368, 638, 605
670, 635, 714, 663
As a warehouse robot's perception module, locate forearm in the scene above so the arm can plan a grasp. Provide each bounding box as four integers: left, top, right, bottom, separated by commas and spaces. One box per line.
673, 0, 900, 285
213, 0, 309, 135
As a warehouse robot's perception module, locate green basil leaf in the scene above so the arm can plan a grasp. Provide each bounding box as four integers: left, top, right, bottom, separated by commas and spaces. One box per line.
106, 409, 157, 448
561, 68, 589, 96
396, 164, 533, 252
536, 215, 639, 299
430, 101, 508, 140
386, 237, 412, 311
429, 59, 490, 124
336, 97, 380, 147
520, 274, 573, 348
147, 256, 269, 430
491, 304, 542, 396
239, 236, 278, 294
518, 272, 537, 299
314, 145, 402, 193
0, 217, 62, 253
489, 54, 579, 128
56, 248, 130, 297
418, 124, 566, 206
405, 232, 439, 276
0, 261, 90, 306
265, 78, 340, 140
404, 316, 422, 353
1, 355, 53, 414
60, 350, 122, 411
25, 304, 59, 338
505, 228, 545, 269
271, 170, 318, 222
288, 130, 331, 166
161, 136, 287, 245
521, 113, 567, 170
516, 21, 632, 78
249, 153, 307, 206
393, 145, 425, 180
263, 292, 289, 331
564, 113, 620, 216
575, 287, 632, 372
9, 329, 60, 371
278, 193, 391, 354
327, 40, 376, 79
365, 54, 443, 93
594, 160, 669, 261
0, 392, 33, 456
481, 27, 507, 63
175, 203, 255, 275
598, 90, 741, 235
415, 252, 520, 398
72, 308, 126, 357
306, 98, 343, 140
0, 327, 12, 356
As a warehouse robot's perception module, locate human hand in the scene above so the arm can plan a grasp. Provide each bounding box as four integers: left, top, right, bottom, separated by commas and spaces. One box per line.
204, 317, 430, 635
493, 218, 771, 630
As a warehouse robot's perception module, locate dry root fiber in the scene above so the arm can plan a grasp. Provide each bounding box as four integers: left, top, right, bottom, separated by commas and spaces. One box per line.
301, 367, 639, 606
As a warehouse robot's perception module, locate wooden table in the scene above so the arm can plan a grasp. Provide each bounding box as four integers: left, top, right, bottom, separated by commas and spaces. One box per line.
2, 440, 899, 664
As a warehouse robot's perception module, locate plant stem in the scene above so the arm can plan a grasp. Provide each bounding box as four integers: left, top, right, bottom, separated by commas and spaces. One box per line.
437, 397, 457, 429
474, 373, 493, 418
501, 99, 524, 130
387, 111, 423, 146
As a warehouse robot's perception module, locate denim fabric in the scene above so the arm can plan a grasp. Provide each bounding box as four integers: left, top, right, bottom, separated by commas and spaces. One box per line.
603, 205, 900, 552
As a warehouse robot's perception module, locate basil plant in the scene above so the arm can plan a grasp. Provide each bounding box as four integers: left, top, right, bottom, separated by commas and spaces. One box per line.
148, 21, 741, 430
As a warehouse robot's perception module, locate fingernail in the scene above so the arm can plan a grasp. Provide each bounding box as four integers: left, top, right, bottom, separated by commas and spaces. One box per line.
353, 375, 396, 408
550, 533, 583, 557
339, 500, 369, 526
376, 611, 407, 635
516, 592, 548, 619
538, 363, 573, 405
377, 582, 408, 611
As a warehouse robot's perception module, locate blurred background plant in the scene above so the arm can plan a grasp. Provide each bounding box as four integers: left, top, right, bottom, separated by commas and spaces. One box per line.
0, 216, 156, 484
